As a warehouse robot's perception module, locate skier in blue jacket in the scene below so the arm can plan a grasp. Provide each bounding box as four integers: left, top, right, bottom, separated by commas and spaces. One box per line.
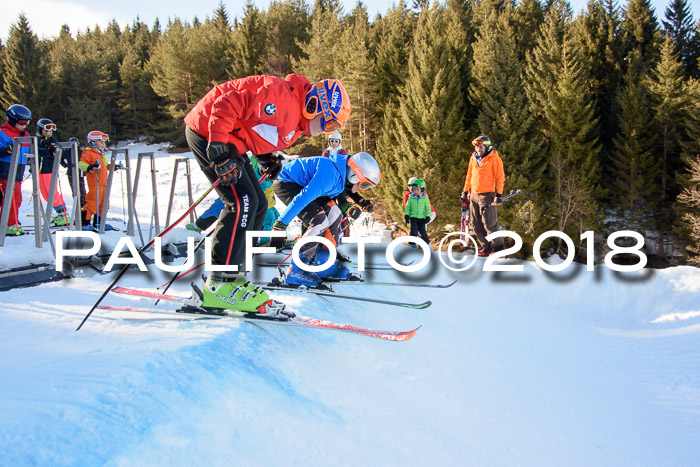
272, 152, 380, 286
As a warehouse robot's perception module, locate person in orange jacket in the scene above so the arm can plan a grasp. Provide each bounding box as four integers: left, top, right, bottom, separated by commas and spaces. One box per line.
184, 74, 351, 317
79, 130, 116, 231
460, 135, 505, 256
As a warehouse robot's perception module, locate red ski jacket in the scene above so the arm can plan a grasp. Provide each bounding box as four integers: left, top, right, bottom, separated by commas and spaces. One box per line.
185, 74, 312, 156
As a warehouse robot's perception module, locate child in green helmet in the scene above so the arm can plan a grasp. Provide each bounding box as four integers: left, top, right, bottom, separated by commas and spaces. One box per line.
403, 178, 432, 248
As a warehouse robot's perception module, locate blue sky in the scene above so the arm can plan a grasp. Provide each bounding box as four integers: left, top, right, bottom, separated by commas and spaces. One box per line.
1, 0, 698, 42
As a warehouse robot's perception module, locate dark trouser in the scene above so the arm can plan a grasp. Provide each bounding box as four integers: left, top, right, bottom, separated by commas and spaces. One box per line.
273, 181, 342, 255
186, 126, 267, 267
409, 217, 430, 245
469, 191, 504, 253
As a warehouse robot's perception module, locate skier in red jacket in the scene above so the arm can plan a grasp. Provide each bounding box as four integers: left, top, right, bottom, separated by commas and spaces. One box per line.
184, 74, 351, 317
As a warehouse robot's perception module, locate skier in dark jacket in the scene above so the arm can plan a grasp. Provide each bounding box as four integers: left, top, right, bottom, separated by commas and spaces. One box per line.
36, 118, 68, 226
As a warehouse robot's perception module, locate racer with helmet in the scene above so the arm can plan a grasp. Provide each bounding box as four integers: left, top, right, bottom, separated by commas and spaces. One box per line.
79, 130, 116, 231
184, 74, 351, 316
0, 104, 32, 236
272, 151, 381, 287
35, 118, 68, 226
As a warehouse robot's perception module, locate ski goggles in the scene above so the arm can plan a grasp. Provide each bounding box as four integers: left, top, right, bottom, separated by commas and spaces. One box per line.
321, 116, 342, 133
88, 131, 109, 142
43, 124, 57, 131
328, 139, 341, 144
16, 119, 30, 126
347, 158, 376, 190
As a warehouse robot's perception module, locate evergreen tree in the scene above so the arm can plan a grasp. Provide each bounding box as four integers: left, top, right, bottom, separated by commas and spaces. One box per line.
572, 0, 624, 178
470, 3, 546, 247
265, 0, 311, 76
511, 0, 544, 60
548, 41, 602, 247
646, 35, 691, 256
335, 3, 377, 153
117, 20, 167, 140
524, 0, 572, 140
147, 17, 229, 142
662, 0, 696, 76
526, 0, 602, 251
293, 0, 344, 80
372, 0, 415, 124
376, 4, 466, 230
622, 0, 660, 75
609, 70, 660, 233
230, 0, 267, 78
444, 0, 473, 131
1, 14, 49, 117
677, 78, 700, 263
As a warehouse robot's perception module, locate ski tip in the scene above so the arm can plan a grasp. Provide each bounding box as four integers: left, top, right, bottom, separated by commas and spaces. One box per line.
411, 301, 432, 309
362, 325, 422, 342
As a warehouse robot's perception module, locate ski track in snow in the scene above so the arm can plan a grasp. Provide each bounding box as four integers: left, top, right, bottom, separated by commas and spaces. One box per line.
1, 142, 699, 465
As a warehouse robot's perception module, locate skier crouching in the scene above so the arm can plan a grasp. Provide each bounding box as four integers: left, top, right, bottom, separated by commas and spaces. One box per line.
272, 152, 381, 287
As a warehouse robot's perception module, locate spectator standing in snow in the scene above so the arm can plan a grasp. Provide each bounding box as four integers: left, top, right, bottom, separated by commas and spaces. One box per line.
404, 178, 432, 247
460, 135, 505, 256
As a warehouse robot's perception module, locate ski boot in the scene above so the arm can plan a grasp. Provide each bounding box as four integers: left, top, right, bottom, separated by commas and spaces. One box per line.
5, 224, 24, 236
202, 274, 292, 318
313, 247, 352, 281
51, 211, 68, 227
93, 215, 116, 231
283, 255, 323, 288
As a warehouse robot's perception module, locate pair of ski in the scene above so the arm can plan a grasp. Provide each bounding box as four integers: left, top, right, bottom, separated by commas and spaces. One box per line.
101, 286, 421, 342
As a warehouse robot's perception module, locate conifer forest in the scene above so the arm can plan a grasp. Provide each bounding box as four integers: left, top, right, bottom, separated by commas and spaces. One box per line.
1, 0, 699, 265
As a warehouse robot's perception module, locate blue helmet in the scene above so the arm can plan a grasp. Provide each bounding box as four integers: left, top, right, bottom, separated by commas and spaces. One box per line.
7, 104, 31, 126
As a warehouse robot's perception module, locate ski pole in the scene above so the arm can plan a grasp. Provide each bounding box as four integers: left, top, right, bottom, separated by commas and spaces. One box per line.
76, 179, 221, 330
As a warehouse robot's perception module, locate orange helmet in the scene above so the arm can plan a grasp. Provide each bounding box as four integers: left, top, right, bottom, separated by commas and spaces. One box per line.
303, 79, 351, 134
87, 130, 109, 142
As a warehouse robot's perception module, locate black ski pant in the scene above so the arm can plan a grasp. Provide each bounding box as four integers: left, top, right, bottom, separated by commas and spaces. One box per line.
408, 217, 430, 246
186, 126, 267, 267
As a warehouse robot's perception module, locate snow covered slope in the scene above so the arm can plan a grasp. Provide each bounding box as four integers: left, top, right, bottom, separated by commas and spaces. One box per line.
1, 250, 699, 466
1, 143, 699, 465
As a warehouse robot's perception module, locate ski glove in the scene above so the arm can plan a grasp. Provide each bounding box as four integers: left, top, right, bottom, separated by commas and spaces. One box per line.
269, 220, 288, 249
495, 194, 503, 205
346, 206, 362, 220
272, 219, 288, 231
424, 217, 431, 223
404, 216, 409, 226
88, 162, 100, 173
214, 157, 243, 186
255, 152, 285, 180
358, 198, 374, 212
